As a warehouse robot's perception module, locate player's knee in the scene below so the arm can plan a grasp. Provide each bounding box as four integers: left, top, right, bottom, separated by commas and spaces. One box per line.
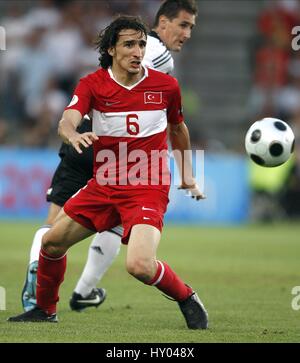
126, 258, 155, 283
41, 232, 67, 257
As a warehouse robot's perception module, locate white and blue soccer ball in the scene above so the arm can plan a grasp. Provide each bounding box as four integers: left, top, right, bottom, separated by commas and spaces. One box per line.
245, 117, 295, 167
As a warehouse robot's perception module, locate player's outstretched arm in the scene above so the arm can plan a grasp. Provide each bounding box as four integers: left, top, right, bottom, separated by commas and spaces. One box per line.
169, 122, 205, 201
58, 109, 98, 154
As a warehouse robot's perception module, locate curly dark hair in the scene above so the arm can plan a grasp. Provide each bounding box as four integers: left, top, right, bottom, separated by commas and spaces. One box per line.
95, 15, 148, 69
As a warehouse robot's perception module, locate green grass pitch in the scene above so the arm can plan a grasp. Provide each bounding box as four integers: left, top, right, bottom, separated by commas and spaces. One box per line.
0, 222, 299, 343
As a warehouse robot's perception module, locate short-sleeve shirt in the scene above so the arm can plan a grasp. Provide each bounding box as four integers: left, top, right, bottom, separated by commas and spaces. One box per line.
143, 31, 174, 74
65, 66, 183, 188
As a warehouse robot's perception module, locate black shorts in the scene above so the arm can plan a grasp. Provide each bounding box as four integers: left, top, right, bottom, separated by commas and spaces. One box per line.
46, 158, 92, 207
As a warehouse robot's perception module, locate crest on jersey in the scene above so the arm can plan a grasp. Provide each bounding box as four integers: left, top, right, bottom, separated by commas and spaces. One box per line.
144, 92, 162, 104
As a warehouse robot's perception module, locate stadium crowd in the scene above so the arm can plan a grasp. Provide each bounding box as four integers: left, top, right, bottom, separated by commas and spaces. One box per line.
0, 0, 299, 218
249, 0, 300, 124
0, 0, 160, 147
248, 0, 300, 219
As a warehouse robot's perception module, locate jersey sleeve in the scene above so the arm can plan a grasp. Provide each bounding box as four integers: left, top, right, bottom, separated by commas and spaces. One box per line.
167, 80, 184, 125
65, 78, 93, 116
143, 37, 174, 74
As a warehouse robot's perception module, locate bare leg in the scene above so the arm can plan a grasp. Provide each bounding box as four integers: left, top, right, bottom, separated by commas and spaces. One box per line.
126, 223, 193, 301
125, 224, 208, 329
126, 224, 160, 283
42, 209, 94, 255
45, 203, 62, 225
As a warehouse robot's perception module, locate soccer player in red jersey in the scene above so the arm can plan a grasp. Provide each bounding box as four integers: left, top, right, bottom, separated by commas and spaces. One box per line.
21, 0, 198, 314
70, 0, 199, 310
9, 15, 208, 329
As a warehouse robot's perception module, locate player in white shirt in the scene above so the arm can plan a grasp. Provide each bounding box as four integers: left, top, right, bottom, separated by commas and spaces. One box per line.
143, 32, 174, 74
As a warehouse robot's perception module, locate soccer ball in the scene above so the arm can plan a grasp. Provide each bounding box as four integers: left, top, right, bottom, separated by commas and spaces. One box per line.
245, 117, 295, 167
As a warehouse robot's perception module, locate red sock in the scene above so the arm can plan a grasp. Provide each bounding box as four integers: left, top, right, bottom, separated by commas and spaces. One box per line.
36, 249, 67, 315
147, 261, 193, 301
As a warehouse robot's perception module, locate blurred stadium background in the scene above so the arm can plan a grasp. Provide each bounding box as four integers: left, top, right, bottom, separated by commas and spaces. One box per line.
0, 0, 300, 222
0, 0, 300, 343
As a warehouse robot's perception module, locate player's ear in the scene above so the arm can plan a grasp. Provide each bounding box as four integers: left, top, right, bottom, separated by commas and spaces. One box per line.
159, 15, 169, 30
108, 47, 115, 57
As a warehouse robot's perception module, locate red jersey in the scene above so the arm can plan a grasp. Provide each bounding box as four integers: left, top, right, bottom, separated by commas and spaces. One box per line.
65, 66, 183, 188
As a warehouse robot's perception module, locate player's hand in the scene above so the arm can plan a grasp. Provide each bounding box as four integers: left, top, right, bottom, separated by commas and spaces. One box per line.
178, 182, 206, 201
68, 132, 99, 154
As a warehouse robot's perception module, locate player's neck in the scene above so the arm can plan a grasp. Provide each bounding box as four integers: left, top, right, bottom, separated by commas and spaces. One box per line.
110, 66, 145, 87
152, 27, 167, 48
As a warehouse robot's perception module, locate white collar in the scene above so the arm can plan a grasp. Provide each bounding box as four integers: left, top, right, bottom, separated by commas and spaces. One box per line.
108, 65, 148, 90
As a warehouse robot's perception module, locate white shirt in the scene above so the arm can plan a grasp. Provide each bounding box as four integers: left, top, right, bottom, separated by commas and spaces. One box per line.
143, 31, 174, 75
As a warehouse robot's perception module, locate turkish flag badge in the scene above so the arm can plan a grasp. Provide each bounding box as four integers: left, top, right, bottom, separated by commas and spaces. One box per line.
144, 91, 162, 104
